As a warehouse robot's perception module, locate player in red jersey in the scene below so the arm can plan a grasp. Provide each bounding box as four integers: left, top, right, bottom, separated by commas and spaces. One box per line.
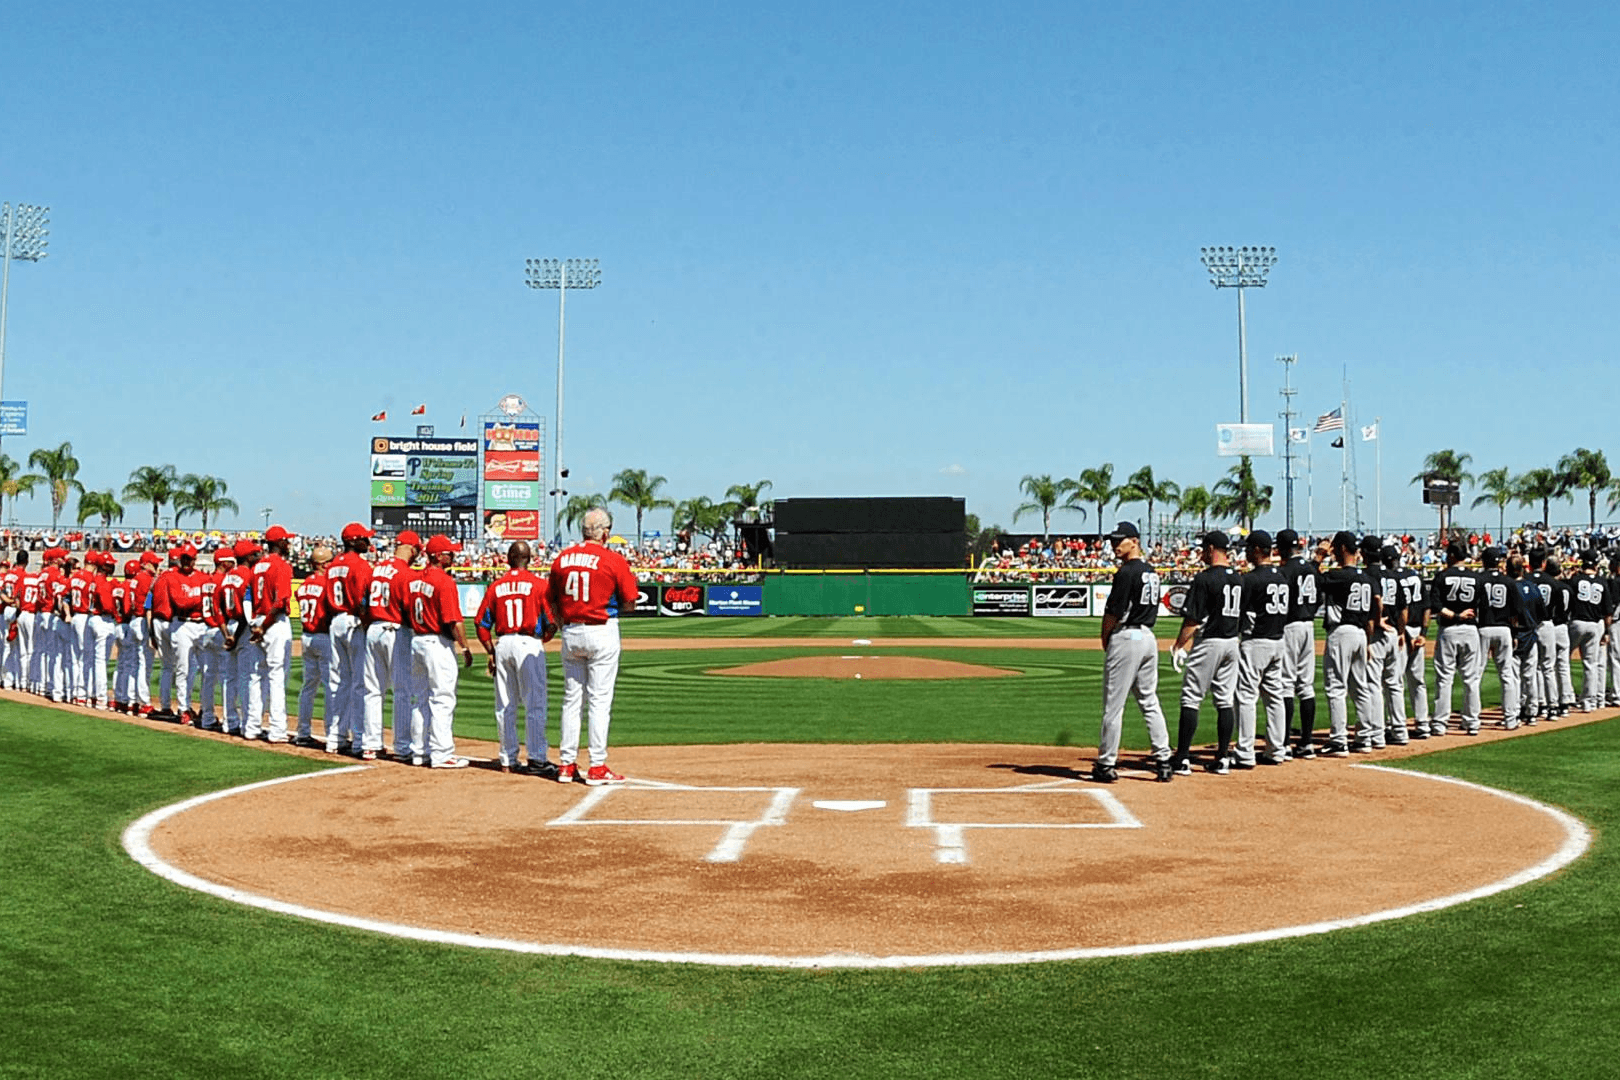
405, 534, 475, 768
193, 547, 232, 731
361, 533, 419, 761
323, 523, 375, 753
546, 508, 640, 785
385, 530, 423, 761
162, 545, 207, 723
1, 551, 26, 689
475, 540, 557, 774
15, 553, 43, 695
85, 553, 119, 710
67, 556, 96, 704
111, 560, 139, 711
147, 548, 184, 717
217, 541, 257, 735
247, 525, 297, 743
294, 545, 335, 747
37, 548, 70, 701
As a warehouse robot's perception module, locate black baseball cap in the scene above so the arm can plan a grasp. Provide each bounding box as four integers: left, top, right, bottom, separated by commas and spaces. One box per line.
1108, 522, 1140, 541
1382, 544, 1400, 567
1275, 528, 1300, 550
1247, 529, 1273, 550
1202, 530, 1229, 550
1447, 540, 1469, 562
1332, 530, 1358, 551
1481, 546, 1502, 568
1581, 548, 1600, 565
1358, 534, 1383, 558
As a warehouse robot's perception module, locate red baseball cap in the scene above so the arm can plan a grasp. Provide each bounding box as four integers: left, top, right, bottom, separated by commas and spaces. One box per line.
233, 539, 260, 558
213, 546, 237, 563
397, 530, 423, 548
425, 535, 462, 555
264, 525, 296, 542
175, 543, 199, 559
341, 522, 374, 541
124, 559, 140, 575
140, 551, 162, 566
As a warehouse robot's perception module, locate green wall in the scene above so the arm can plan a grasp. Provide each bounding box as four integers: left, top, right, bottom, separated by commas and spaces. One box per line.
762, 572, 969, 616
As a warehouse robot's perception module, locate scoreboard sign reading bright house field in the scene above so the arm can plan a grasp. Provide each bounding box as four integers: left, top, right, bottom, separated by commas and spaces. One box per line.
369, 435, 479, 540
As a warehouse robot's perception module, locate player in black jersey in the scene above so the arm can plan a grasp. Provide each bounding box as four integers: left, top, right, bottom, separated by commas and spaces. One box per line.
1171, 532, 1243, 774
1235, 530, 1290, 766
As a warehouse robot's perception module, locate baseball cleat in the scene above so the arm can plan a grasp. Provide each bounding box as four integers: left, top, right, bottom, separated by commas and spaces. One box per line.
1087, 764, 1118, 784
556, 763, 578, 784
430, 756, 472, 770
1172, 758, 1193, 776
1154, 760, 1174, 783
361, 749, 378, 761
1205, 757, 1231, 775
585, 765, 625, 786
1293, 744, 1317, 760
1326, 743, 1351, 758
1230, 758, 1256, 770
527, 760, 561, 781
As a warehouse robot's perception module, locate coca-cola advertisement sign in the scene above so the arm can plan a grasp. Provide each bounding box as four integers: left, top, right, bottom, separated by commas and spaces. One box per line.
658, 584, 708, 617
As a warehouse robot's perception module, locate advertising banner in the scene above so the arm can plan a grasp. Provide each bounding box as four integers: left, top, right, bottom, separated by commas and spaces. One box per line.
482, 451, 541, 481
1031, 583, 1092, 617
483, 421, 542, 453
707, 585, 763, 617
630, 582, 660, 617
1091, 584, 1111, 615
658, 583, 708, 617
0, 401, 26, 437
1160, 583, 1191, 619
972, 587, 1030, 616
369, 436, 478, 510
484, 509, 540, 541
484, 481, 540, 510
370, 479, 406, 507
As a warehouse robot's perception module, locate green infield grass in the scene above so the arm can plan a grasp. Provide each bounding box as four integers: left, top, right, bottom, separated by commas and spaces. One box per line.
1, 693, 1615, 1078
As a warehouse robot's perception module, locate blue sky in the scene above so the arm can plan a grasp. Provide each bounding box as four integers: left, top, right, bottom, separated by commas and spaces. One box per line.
3, 1, 1618, 537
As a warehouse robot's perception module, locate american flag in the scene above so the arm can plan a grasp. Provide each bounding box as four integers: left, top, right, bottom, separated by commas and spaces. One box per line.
1313, 407, 1344, 434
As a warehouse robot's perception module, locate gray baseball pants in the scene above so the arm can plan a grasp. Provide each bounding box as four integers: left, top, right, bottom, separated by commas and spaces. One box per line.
1553, 624, 1575, 708
1180, 635, 1239, 709
1281, 620, 1316, 699
1569, 620, 1607, 710
1434, 624, 1482, 732
1479, 625, 1520, 724
1236, 638, 1287, 763
1367, 627, 1406, 743
1323, 625, 1374, 749
1606, 628, 1620, 707
1401, 629, 1432, 734
1097, 628, 1171, 768
1519, 623, 1556, 717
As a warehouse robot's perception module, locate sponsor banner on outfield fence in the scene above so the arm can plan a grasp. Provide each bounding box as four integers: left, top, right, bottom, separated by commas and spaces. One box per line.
1091, 584, 1111, 615
1160, 583, 1190, 619
707, 585, 763, 616
629, 582, 660, 616
972, 587, 1030, 616
483, 508, 540, 541
659, 583, 708, 616
1031, 583, 1091, 617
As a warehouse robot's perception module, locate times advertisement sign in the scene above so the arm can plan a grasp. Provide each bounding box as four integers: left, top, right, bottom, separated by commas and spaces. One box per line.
484, 481, 539, 510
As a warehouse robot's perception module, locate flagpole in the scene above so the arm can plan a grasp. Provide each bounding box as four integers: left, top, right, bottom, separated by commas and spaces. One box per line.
1340, 395, 1349, 530
1307, 438, 1314, 538
1375, 417, 1382, 537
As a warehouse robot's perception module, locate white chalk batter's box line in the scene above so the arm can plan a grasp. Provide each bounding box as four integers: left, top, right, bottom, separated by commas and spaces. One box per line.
907, 780, 1143, 864
547, 782, 801, 864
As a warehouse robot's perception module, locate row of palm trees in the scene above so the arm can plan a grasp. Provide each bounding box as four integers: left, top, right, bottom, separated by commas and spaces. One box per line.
1013, 460, 1275, 542
0, 447, 237, 531
1420, 447, 1617, 536
561, 470, 774, 545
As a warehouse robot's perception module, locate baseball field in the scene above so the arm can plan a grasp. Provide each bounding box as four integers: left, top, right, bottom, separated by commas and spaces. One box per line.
5, 615, 1617, 1078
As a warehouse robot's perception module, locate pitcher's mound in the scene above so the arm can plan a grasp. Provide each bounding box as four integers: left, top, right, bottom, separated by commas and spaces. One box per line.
709, 655, 1018, 679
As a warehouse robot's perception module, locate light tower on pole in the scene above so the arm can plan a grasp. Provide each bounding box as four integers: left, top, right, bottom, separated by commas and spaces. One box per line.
1199, 246, 1277, 423
524, 258, 601, 541
0, 202, 50, 451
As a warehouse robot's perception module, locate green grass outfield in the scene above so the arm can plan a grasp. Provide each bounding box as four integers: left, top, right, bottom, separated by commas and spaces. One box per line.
4, 621, 1616, 1078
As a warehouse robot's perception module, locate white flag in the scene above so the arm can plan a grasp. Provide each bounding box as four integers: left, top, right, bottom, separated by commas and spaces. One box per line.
1289, 427, 1309, 444
1361, 422, 1379, 441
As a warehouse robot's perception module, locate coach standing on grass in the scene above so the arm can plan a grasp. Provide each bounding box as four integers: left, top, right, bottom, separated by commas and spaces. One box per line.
476, 540, 558, 776
548, 507, 640, 786
1088, 521, 1174, 785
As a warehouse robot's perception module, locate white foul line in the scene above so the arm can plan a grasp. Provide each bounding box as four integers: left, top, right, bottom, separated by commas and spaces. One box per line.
121, 763, 1592, 969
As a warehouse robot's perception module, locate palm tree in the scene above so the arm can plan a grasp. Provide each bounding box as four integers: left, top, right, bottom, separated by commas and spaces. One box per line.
172, 474, 239, 530
562, 492, 607, 534
1411, 449, 1474, 536
76, 489, 126, 529
1515, 467, 1566, 530
1013, 474, 1076, 541
724, 479, 773, 523
122, 465, 180, 530
609, 468, 675, 545
1176, 484, 1213, 536
0, 454, 41, 526
1471, 467, 1517, 539
1117, 466, 1180, 546
1065, 464, 1117, 537
1211, 459, 1273, 531
26, 442, 85, 528
1557, 448, 1611, 531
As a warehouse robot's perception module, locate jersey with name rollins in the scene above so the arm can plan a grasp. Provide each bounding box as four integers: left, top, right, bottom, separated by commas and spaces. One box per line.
493, 579, 537, 598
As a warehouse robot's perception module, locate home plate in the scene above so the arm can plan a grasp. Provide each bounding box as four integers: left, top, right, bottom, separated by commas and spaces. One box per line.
813, 800, 887, 812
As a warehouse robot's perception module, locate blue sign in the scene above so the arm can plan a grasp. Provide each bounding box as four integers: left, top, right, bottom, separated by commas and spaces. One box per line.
707, 584, 763, 617
0, 401, 26, 437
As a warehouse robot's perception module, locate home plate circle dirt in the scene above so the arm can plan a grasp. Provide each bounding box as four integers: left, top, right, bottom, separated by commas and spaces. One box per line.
708, 655, 1017, 679
134, 743, 1585, 966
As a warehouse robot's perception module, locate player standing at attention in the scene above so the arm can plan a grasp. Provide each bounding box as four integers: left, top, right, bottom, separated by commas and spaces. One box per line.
1566, 548, 1610, 713
1545, 556, 1576, 715
1170, 531, 1242, 774
405, 534, 476, 768
0, 552, 22, 689
324, 524, 375, 754
1390, 546, 1431, 739
387, 532, 423, 763
146, 549, 181, 717
84, 554, 118, 711
1363, 539, 1408, 746
1316, 531, 1381, 755
1087, 521, 1174, 784
250, 526, 297, 744
293, 545, 335, 748
66, 555, 94, 705
1276, 529, 1323, 758
193, 548, 229, 730
547, 507, 641, 785
216, 541, 257, 736
1510, 553, 1551, 725
476, 540, 558, 775
362, 534, 417, 762
1476, 547, 1529, 729
1235, 530, 1291, 766
1430, 542, 1483, 735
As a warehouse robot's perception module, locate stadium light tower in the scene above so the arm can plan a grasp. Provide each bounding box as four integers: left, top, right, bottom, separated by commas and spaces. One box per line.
1199, 245, 1277, 423
0, 203, 50, 448
524, 257, 602, 539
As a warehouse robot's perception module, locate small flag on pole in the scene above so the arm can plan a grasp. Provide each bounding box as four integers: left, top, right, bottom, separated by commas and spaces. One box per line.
411, 404, 427, 415
1313, 407, 1345, 434
1330, 436, 1345, 449
1289, 427, 1309, 444
371, 410, 387, 422
459, 413, 467, 428
1361, 422, 1379, 441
